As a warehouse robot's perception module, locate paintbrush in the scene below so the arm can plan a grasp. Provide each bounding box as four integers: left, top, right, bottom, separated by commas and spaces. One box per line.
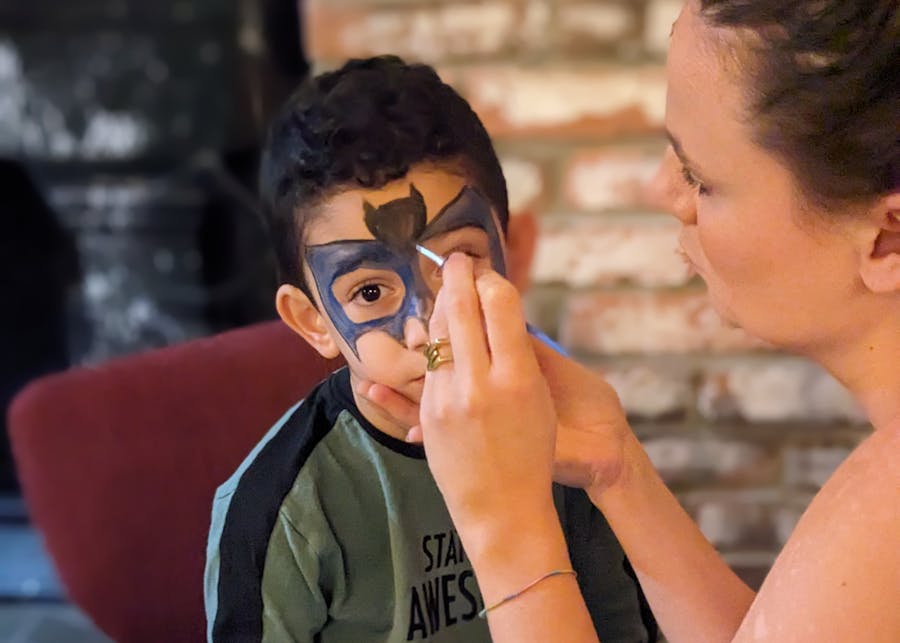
415, 244, 568, 356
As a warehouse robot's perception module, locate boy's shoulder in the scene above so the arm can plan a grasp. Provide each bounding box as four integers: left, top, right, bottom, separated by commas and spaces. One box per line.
212, 368, 351, 503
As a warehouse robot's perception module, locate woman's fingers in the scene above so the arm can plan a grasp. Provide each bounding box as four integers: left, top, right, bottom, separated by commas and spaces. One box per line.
532, 339, 587, 396
429, 253, 489, 376
475, 269, 535, 377
356, 380, 420, 428
531, 338, 631, 494
416, 255, 560, 546
404, 425, 423, 444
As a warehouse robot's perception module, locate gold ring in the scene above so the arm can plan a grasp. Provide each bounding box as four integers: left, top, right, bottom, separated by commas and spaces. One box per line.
424, 338, 453, 371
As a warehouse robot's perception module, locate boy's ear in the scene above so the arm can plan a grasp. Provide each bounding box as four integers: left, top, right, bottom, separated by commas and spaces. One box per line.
858, 193, 900, 294
505, 212, 538, 292
275, 284, 342, 359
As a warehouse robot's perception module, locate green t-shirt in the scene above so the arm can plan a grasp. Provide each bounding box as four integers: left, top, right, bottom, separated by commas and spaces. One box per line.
205, 368, 655, 642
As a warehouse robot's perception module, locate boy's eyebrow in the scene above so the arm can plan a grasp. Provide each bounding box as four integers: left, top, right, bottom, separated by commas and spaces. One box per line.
307, 240, 395, 277
331, 254, 367, 277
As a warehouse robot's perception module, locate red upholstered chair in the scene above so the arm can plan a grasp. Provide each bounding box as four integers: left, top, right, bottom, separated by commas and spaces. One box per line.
7, 321, 342, 643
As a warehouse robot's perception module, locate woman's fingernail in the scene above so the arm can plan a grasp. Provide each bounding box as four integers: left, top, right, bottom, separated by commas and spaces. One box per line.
447, 252, 471, 268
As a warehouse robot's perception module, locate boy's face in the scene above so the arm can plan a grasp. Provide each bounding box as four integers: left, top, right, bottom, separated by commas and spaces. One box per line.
301, 166, 507, 404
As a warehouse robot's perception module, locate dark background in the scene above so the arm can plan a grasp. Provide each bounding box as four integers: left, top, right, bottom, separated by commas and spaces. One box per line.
1, 0, 309, 495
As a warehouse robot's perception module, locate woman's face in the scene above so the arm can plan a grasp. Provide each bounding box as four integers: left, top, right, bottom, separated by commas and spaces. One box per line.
657, 1, 866, 351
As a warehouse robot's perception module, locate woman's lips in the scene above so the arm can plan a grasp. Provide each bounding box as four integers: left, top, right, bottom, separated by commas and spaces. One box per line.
677, 229, 702, 278
676, 246, 698, 278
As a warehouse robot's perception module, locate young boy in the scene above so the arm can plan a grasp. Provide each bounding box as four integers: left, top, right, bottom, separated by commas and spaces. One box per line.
204, 56, 656, 642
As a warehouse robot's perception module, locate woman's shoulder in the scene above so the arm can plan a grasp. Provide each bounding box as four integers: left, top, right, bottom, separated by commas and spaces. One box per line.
734, 428, 900, 642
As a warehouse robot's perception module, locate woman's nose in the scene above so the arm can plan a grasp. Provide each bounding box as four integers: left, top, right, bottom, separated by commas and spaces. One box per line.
648, 146, 697, 225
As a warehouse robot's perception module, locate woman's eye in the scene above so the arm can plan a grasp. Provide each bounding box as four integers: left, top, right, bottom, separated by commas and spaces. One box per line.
358, 284, 382, 303
680, 165, 709, 196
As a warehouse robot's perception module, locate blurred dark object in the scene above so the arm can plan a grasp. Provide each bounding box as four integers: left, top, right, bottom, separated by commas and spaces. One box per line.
8, 321, 341, 642
0, 4, 234, 162
0, 0, 309, 495
0, 159, 79, 493
49, 173, 211, 364
0, 0, 308, 162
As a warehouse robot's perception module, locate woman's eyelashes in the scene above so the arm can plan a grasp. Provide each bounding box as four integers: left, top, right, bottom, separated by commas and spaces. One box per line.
680, 164, 710, 196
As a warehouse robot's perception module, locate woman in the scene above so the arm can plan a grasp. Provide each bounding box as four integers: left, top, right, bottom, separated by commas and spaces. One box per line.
360, 0, 900, 640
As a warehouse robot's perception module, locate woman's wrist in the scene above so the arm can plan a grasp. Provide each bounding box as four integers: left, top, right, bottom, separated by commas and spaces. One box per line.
455, 494, 572, 605
585, 430, 651, 510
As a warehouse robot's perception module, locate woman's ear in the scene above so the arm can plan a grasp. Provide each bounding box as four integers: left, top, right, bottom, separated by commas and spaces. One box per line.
505, 212, 538, 292
275, 284, 342, 359
859, 193, 900, 294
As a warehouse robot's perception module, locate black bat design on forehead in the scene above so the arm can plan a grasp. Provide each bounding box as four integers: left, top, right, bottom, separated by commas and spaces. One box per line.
363, 184, 427, 256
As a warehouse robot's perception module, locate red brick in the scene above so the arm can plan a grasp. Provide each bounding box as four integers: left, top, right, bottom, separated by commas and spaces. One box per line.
305, 0, 545, 63
601, 361, 691, 419
723, 552, 778, 591
556, 3, 640, 55
643, 436, 777, 486
453, 64, 666, 138
682, 491, 780, 551
697, 358, 867, 424
560, 290, 763, 355
563, 146, 665, 212
644, 0, 683, 55
532, 215, 690, 287
500, 155, 545, 214
783, 445, 856, 490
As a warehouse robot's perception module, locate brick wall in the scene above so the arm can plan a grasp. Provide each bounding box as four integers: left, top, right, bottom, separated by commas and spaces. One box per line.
301, 0, 868, 590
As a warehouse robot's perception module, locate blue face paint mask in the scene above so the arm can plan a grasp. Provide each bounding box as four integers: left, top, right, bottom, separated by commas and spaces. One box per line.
305, 184, 505, 358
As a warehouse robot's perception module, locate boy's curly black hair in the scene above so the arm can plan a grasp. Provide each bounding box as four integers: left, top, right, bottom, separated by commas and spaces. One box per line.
259, 55, 509, 294
699, 0, 899, 209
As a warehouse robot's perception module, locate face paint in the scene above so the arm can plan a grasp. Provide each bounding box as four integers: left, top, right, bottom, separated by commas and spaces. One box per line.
306, 240, 430, 358
419, 185, 506, 276
364, 184, 428, 256
305, 184, 505, 358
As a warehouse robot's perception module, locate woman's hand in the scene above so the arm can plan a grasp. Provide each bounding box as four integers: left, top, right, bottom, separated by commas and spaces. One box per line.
418, 253, 599, 639
533, 341, 633, 502
356, 282, 635, 506
354, 381, 419, 431
418, 254, 559, 537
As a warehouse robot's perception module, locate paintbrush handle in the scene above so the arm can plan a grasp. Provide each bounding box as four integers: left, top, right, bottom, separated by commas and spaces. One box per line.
526, 323, 569, 356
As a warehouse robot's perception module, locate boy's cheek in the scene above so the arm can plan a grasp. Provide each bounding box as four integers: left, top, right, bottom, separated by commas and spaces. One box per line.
352, 332, 423, 380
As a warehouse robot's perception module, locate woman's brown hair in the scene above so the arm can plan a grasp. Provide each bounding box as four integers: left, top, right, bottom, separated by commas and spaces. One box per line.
699, 0, 899, 208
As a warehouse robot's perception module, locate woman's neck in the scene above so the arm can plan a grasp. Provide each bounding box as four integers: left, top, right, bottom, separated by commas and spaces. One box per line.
811, 320, 900, 432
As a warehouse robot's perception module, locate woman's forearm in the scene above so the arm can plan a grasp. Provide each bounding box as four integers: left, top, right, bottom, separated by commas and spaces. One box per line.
461, 497, 600, 643
591, 434, 755, 643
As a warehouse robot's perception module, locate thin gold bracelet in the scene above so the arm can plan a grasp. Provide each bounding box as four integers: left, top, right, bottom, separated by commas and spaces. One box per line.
478, 569, 578, 619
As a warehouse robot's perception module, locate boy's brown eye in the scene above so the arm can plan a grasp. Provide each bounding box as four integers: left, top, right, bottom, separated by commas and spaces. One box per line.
360, 284, 381, 302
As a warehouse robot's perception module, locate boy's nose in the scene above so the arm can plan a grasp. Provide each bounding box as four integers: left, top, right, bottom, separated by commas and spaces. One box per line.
648, 146, 697, 225
403, 316, 430, 353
